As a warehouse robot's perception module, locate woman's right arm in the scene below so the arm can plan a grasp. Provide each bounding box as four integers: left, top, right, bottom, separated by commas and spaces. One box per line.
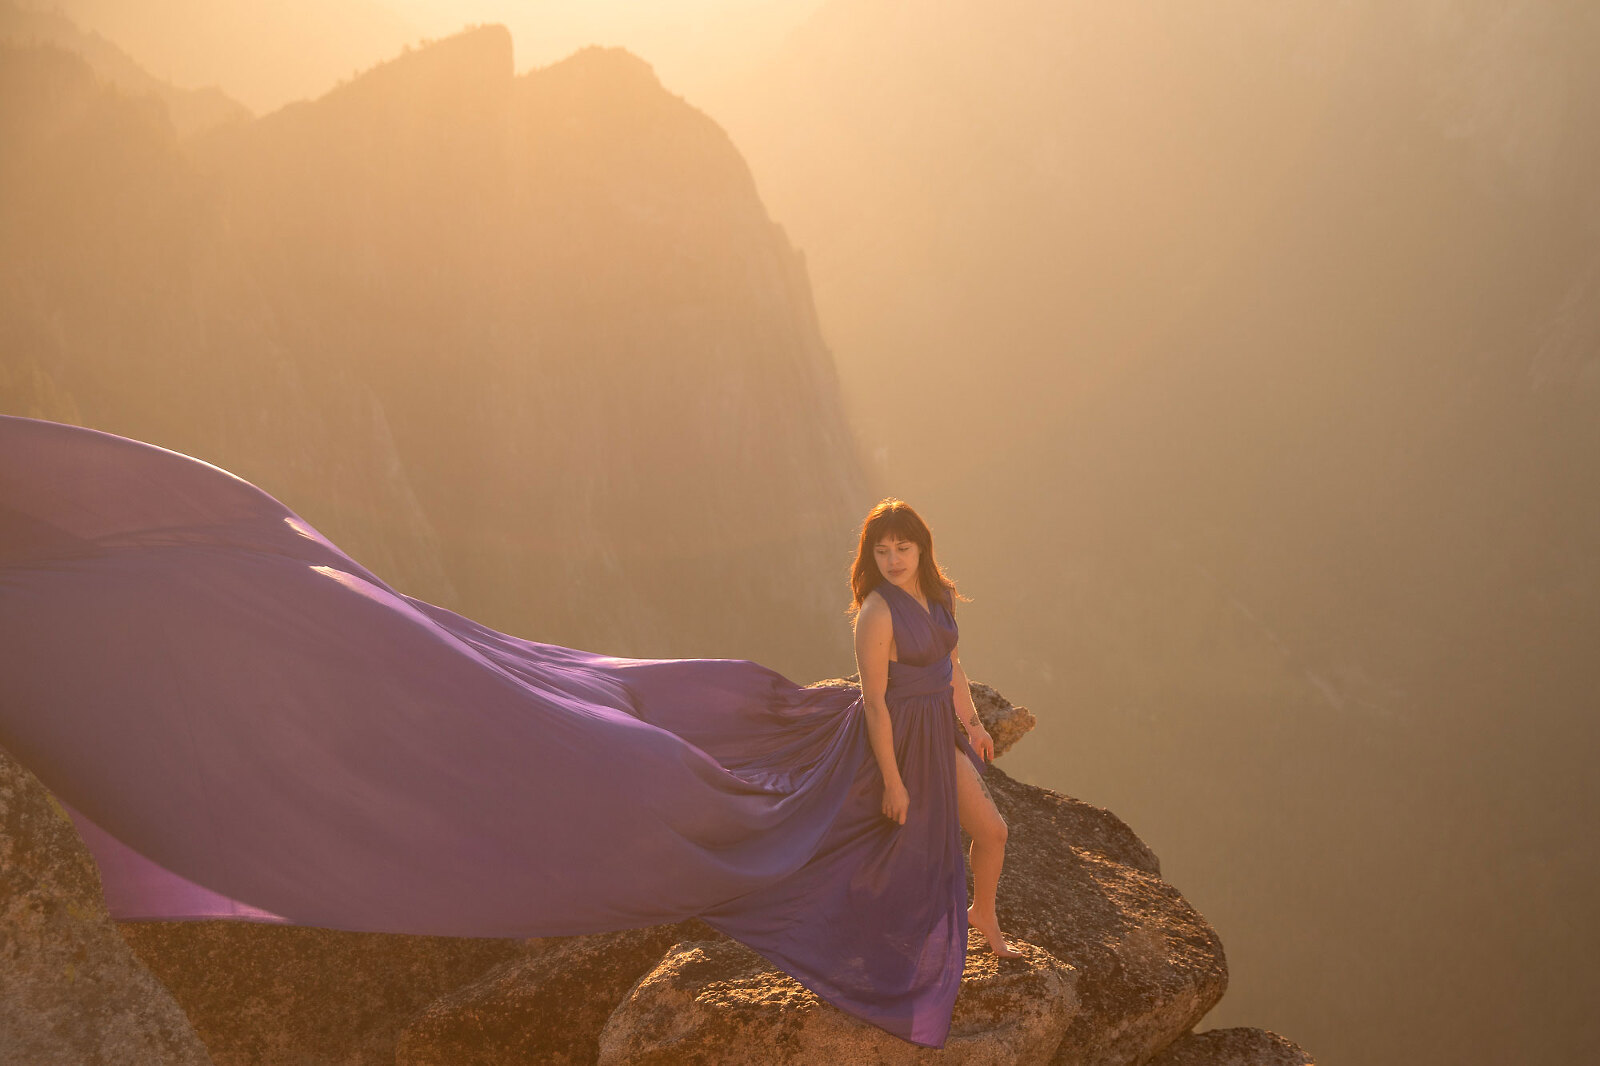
855, 594, 909, 825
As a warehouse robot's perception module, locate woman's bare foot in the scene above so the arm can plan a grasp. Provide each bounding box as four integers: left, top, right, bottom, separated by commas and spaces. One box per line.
968, 905, 1024, 958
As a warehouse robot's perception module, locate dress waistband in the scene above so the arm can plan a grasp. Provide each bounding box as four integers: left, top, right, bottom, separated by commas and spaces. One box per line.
884, 656, 953, 701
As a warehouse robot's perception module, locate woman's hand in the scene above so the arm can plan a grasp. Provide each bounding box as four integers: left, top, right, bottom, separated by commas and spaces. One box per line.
967, 722, 995, 762
882, 779, 910, 825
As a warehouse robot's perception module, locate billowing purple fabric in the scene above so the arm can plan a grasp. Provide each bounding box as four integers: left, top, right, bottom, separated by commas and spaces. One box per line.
0, 414, 989, 1048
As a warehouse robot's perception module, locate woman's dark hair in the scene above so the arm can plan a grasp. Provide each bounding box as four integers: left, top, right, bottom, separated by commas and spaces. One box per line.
847, 497, 968, 622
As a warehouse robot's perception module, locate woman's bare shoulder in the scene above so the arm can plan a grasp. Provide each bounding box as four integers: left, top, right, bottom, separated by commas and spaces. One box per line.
855, 588, 892, 628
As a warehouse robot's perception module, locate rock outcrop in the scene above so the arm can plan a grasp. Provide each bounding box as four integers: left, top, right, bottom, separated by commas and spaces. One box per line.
595, 931, 1078, 1066
0, 747, 211, 1066
980, 767, 1227, 1066
967, 680, 1041, 761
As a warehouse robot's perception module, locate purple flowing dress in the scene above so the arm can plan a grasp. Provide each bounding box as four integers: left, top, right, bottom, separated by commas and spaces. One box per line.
0, 414, 988, 1048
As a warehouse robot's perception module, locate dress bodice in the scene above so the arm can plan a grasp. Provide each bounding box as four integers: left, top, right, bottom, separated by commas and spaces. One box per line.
877, 581, 958, 702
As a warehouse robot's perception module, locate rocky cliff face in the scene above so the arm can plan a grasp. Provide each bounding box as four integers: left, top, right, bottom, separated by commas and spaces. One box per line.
0, 749, 211, 1066
0, 24, 869, 682
2, 688, 1315, 1065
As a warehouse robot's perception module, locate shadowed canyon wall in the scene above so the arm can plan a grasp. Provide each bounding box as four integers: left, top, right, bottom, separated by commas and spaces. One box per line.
0, 24, 871, 683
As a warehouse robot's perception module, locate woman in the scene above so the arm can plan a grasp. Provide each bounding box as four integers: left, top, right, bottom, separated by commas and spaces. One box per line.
0, 415, 1018, 1047
849, 497, 1022, 960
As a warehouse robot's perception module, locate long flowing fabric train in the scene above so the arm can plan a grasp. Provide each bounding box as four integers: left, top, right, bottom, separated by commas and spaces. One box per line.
0, 414, 987, 1048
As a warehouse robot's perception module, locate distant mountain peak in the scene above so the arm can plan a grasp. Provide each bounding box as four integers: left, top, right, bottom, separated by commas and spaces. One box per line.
311, 22, 514, 112
525, 44, 674, 105
543, 44, 661, 84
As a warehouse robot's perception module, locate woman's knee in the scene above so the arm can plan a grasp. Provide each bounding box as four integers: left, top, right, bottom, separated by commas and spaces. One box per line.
977, 813, 1008, 848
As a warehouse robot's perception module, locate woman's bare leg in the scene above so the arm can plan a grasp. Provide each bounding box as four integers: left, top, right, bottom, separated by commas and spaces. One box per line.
955, 750, 1022, 957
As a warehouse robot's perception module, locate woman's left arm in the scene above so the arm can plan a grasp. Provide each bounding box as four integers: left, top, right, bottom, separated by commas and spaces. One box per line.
951, 647, 995, 761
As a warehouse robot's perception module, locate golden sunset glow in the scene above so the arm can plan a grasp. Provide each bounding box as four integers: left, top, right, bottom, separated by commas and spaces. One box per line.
2, 3, 1593, 1064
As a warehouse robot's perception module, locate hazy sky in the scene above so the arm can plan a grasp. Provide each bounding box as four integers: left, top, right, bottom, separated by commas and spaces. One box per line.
393, 0, 830, 102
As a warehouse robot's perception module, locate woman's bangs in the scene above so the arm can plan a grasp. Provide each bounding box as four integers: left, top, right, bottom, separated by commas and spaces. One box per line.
872, 512, 923, 548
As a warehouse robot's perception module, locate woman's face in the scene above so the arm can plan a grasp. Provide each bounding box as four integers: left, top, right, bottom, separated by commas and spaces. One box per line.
874, 534, 921, 589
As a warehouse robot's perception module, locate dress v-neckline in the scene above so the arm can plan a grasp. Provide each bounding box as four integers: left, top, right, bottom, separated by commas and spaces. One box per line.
883, 580, 936, 622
